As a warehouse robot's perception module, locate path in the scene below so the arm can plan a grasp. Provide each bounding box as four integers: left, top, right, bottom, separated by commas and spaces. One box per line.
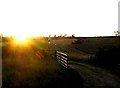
68, 60, 120, 88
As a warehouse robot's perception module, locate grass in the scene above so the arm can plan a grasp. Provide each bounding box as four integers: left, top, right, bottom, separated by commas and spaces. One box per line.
2, 38, 83, 88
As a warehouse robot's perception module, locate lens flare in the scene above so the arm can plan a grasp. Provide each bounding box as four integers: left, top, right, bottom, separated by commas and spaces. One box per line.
15, 35, 30, 45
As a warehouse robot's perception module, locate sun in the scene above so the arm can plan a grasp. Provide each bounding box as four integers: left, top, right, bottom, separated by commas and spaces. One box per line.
15, 35, 30, 44
16, 36, 26, 42
16, 35, 27, 42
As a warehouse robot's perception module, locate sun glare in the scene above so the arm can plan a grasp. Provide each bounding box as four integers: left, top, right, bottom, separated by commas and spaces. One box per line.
16, 36, 26, 42
15, 35, 29, 44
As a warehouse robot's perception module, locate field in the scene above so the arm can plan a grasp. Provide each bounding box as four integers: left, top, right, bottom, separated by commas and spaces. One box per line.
1, 36, 120, 88
50, 36, 120, 72
2, 37, 83, 88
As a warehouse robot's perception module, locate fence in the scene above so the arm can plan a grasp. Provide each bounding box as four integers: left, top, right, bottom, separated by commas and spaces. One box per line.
55, 50, 68, 68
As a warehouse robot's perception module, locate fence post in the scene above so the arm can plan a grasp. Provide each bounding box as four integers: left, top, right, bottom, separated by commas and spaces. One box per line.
55, 50, 56, 58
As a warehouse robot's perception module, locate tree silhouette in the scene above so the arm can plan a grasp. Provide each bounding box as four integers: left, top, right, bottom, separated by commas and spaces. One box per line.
72, 34, 75, 38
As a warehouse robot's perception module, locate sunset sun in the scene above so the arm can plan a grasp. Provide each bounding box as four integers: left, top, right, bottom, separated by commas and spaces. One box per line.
15, 35, 29, 44
16, 36, 27, 42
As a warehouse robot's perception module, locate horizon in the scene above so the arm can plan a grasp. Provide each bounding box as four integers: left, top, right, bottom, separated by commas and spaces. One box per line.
0, 34, 120, 38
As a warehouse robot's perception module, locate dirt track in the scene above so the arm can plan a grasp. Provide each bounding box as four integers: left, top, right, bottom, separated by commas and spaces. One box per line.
69, 60, 120, 88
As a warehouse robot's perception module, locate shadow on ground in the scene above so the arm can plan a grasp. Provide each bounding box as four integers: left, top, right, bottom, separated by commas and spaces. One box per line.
2, 67, 84, 88
50, 67, 84, 88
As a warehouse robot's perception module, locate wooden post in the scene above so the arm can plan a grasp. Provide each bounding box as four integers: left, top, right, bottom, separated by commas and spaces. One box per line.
55, 50, 56, 58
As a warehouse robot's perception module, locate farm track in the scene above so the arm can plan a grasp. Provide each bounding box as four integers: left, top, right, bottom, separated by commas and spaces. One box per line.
68, 60, 120, 88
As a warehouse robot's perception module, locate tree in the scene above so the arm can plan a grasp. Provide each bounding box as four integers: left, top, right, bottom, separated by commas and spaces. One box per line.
114, 31, 120, 36
54, 34, 57, 38
60, 34, 62, 37
72, 34, 75, 38
49, 34, 51, 38
63, 34, 67, 37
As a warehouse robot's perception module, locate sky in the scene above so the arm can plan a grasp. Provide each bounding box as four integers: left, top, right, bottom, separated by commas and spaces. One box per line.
0, 0, 119, 37
118, 1, 120, 32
